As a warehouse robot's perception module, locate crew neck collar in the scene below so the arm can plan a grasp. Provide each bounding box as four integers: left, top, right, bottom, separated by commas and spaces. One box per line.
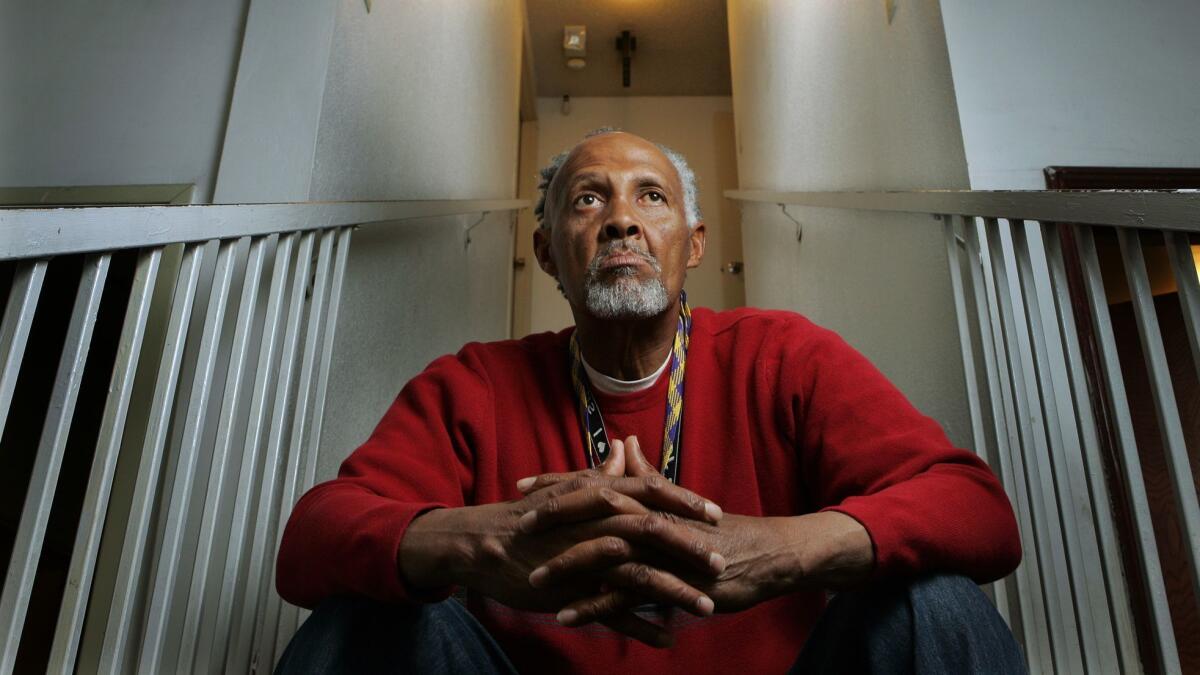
580, 349, 672, 395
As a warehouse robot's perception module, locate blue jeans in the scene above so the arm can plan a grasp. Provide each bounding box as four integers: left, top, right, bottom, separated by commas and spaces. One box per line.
275, 574, 1027, 674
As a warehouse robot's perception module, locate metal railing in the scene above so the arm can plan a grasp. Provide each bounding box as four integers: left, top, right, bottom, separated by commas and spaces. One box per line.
0, 198, 524, 674
728, 189, 1200, 675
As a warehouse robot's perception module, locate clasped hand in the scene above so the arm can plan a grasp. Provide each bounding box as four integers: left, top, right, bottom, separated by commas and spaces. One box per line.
472, 436, 796, 647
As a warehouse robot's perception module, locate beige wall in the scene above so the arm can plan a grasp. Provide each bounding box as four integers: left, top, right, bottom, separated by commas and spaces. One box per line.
521, 96, 743, 335
727, 0, 974, 449
309, 2, 522, 202
313, 0, 524, 480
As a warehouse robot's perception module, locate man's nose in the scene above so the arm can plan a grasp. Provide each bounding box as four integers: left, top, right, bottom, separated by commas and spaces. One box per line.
602, 197, 641, 240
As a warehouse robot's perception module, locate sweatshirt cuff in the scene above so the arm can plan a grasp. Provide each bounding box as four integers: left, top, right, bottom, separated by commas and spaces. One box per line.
379, 501, 457, 603
819, 503, 886, 581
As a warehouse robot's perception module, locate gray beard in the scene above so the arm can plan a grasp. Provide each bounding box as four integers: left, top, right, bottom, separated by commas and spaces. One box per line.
582, 252, 669, 319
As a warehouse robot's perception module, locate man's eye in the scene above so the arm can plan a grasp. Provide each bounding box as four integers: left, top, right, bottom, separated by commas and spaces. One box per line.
645, 192, 665, 203
576, 194, 599, 207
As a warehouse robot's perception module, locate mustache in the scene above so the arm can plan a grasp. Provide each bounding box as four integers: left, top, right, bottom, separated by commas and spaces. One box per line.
586, 242, 661, 274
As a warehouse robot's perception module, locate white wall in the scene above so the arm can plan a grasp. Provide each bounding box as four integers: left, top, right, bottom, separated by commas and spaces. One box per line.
0, 0, 249, 201
940, 0, 1200, 189
727, 0, 974, 448
525, 96, 743, 334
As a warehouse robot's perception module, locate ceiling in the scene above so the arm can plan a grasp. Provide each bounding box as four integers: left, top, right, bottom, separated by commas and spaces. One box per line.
525, 0, 731, 98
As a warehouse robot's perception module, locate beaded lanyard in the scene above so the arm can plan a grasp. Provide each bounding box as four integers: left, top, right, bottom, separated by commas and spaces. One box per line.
568, 292, 693, 483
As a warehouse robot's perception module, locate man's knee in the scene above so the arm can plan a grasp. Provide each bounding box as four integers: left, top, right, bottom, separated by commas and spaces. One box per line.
276, 596, 392, 674
276, 597, 515, 675
909, 574, 995, 624
794, 574, 1024, 674
907, 574, 1027, 674
275, 596, 445, 674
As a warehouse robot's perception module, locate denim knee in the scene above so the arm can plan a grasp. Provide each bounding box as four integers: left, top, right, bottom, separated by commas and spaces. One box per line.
792, 573, 1025, 675
907, 574, 1027, 675
275, 597, 516, 675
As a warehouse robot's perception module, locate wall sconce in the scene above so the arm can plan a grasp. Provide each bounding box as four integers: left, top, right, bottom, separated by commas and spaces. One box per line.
564, 25, 587, 70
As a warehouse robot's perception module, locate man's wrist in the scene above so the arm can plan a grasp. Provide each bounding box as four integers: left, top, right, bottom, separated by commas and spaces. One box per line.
398, 506, 476, 591
778, 511, 875, 593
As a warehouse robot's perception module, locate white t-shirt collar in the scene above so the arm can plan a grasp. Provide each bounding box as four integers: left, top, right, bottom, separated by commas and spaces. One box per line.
580, 350, 672, 395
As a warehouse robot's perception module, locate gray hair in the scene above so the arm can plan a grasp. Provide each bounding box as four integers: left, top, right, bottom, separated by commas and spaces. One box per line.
534, 128, 701, 231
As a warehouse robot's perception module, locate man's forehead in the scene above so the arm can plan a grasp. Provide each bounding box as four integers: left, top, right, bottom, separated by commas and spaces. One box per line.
557, 132, 679, 185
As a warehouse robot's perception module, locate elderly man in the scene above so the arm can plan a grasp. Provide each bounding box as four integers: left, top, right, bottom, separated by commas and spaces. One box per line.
275, 130, 1025, 674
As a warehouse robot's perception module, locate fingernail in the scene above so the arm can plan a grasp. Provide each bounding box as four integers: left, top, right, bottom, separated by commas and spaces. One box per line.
528, 566, 549, 587
696, 595, 715, 616
557, 609, 579, 625
709, 552, 727, 574
704, 501, 723, 522
516, 477, 536, 492
518, 510, 537, 533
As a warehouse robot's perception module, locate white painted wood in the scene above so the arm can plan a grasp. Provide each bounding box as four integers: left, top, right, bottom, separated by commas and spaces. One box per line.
0, 261, 47, 442
988, 219, 1083, 675
1041, 223, 1141, 674
48, 249, 162, 675
1115, 227, 1200, 603
726, 190, 1200, 232
100, 243, 205, 672
208, 233, 295, 673
0, 199, 528, 260
1075, 226, 1179, 673
967, 217, 1052, 672
0, 255, 109, 672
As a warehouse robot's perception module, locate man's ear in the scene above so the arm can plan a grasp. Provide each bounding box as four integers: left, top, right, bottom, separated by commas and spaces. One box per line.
686, 222, 707, 269
533, 226, 558, 278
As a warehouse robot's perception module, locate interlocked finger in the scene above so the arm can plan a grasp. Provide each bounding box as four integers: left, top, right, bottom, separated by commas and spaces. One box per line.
528, 536, 635, 588
519, 487, 650, 533
517, 471, 603, 495
582, 513, 726, 576
519, 474, 722, 527
558, 584, 694, 647
559, 590, 674, 647
528, 540, 713, 619
604, 562, 715, 617
601, 476, 722, 524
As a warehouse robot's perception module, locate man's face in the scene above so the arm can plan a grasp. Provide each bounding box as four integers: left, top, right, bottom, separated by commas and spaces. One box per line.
534, 133, 705, 320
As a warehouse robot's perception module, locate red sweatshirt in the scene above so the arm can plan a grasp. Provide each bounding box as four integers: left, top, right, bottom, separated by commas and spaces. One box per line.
277, 307, 1020, 673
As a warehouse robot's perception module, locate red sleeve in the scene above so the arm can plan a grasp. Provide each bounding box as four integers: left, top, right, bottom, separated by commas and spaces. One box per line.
790, 323, 1021, 584
276, 348, 492, 608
